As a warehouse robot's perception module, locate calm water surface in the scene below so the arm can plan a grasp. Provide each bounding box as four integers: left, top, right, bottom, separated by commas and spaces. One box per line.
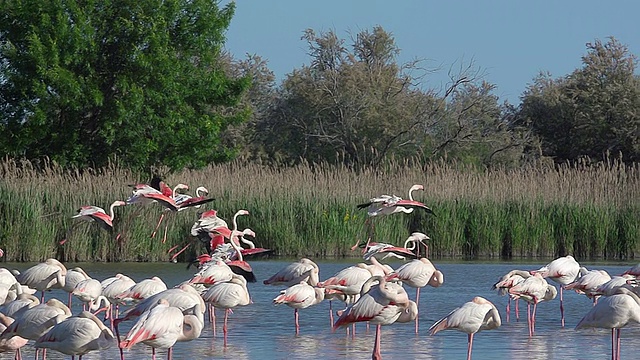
2, 260, 640, 360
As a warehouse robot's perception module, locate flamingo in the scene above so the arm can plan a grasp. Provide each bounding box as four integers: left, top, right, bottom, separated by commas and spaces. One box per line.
0, 294, 40, 318
101, 274, 136, 329
565, 269, 612, 305
317, 263, 375, 328
429, 296, 501, 360
593, 275, 636, 297
508, 272, 557, 336
385, 257, 444, 333
72, 200, 127, 231
532, 255, 588, 327
202, 274, 251, 345
152, 186, 213, 242
575, 287, 640, 360
72, 278, 110, 312
115, 276, 167, 302
34, 310, 114, 359
621, 263, 640, 277
15, 258, 67, 302
492, 269, 531, 322
263, 258, 320, 287
0, 313, 28, 360
189, 259, 234, 286
119, 299, 204, 360
333, 275, 416, 360
62, 267, 91, 309
273, 281, 325, 335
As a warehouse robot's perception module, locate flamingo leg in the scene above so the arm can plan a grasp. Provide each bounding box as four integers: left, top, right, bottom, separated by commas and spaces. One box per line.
162, 223, 168, 244
559, 286, 565, 327
611, 328, 616, 360
372, 324, 382, 360
506, 297, 510, 323
527, 303, 532, 337
467, 333, 474, 360
152, 347, 156, 360
210, 304, 216, 336
515, 298, 520, 321
294, 309, 300, 335
329, 300, 334, 327
415, 287, 421, 334
223, 309, 230, 347
616, 328, 621, 360
168, 346, 173, 360
150, 213, 165, 238
114, 320, 125, 360
68, 292, 73, 309
532, 302, 538, 335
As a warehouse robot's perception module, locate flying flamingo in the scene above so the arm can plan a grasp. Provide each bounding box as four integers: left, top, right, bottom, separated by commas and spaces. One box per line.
0, 313, 28, 360
492, 269, 531, 322
273, 281, 325, 335
119, 299, 204, 360
202, 274, 251, 345
575, 287, 640, 360
72, 200, 127, 231
151, 186, 213, 242
15, 258, 67, 302
34, 310, 114, 359
508, 272, 557, 336
333, 275, 417, 360
429, 296, 501, 360
532, 255, 588, 327
263, 258, 320, 287
565, 269, 611, 305
385, 257, 444, 333
62, 267, 91, 309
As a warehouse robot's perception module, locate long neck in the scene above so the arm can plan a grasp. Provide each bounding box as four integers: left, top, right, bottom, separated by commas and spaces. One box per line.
179, 314, 204, 342
360, 275, 382, 295
109, 202, 118, 221
228, 233, 244, 261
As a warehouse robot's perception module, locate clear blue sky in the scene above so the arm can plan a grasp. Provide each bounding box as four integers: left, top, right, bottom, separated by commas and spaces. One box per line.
223, 1, 639, 104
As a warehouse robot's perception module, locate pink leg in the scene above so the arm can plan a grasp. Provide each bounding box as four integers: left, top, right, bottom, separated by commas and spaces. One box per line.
527, 303, 532, 337
68, 292, 73, 309
168, 347, 173, 360
532, 303, 538, 335
467, 333, 474, 360
515, 298, 520, 321
506, 297, 510, 323
295, 309, 300, 335
162, 223, 168, 244
559, 286, 565, 327
210, 304, 216, 336
329, 301, 334, 326
152, 347, 156, 360
616, 328, 621, 360
415, 287, 421, 334
372, 324, 382, 360
223, 309, 229, 347
151, 213, 165, 238
611, 328, 616, 360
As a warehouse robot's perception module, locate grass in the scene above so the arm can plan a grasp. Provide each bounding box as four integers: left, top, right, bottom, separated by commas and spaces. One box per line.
0, 158, 638, 262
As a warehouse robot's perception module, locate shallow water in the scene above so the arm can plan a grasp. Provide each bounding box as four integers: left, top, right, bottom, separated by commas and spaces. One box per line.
2, 260, 640, 360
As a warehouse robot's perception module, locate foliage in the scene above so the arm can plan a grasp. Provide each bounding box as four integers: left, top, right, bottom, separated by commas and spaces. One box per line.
519, 37, 640, 163
0, 0, 250, 171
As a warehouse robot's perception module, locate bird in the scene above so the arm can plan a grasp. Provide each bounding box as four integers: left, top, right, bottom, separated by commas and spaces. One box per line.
115, 276, 167, 302
34, 310, 114, 359
119, 298, 204, 360
0, 294, 40, 318
72, 278, 110, 312
385, 257, 444, 333
72, 200, 127, 231
151, 185, 213, 242
532, 255, 587, 327
593, 275, 636, 297
15, 258, 67, 302
564, 269, 611, 305
202, 274, 251, 345
621, 263, 640, 277
508, 272, 557, 337
429, 296, 501, 360
357, 184, 435, 217
62, 267, 91, 309
101, 274, 137, 318
273, 281, 325, 335
333, 275, 416, 360
263, 258, 320, 287
0, 313, 28, 360
189, 259, 234, 286
575, 287, 640, 360
492, 269, 532, 322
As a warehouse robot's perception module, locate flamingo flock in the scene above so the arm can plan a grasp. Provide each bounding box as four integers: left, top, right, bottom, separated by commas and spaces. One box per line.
0, 182, 638, 359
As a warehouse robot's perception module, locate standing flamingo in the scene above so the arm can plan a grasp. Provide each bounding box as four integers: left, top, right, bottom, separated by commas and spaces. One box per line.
333, 275, 416, 360
575, 287, 640, 360
492, 269, 531, 322
385, 257, 444, 333
263, 258, 320, 287
0, 294, 40, 318
273, 281, 325, 334
15, 258, 67, 302
429, 296, 501, 360
115, 276, 167, 303
72, 201, 127, 231
119, 299, 203, 360
565, 269, 611, 305
0, 313, 28, 360
72, 278, 110, 312
34, 310, 114, 359
101, 274, 136, 329
532, 255, 587, 327
62, 267, 91, 309
202, 274, 251, 345
508, 272, 557, 336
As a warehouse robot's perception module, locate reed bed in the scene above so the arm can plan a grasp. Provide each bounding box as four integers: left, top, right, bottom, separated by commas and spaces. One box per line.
0, 158, 638, 262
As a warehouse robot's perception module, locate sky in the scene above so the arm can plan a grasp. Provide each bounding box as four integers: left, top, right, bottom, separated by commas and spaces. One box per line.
222, 1, 639, 105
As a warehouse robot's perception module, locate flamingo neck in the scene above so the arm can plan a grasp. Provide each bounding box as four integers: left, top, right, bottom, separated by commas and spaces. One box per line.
179, 315, 204, 342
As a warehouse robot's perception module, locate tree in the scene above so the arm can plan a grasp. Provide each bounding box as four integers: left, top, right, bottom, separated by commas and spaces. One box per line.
519, 37, 640, 163
0, 0, 250, 171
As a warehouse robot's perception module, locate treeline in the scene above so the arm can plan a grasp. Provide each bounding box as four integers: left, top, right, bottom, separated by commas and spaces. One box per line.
1, 1, 639, 171
0, 159, 637, 262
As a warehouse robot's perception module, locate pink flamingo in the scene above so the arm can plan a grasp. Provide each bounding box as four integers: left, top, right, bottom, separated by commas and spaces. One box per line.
357, 184, 434, 217
593, 275, 636, 297
101, 274, 136, 329
62, 268, 90, 309
273, 281, 325, 335
15, 258, 67, 302
120, 299, 204, 360
72, 278, 110, 312
0, 313, 28, 360
565, 269, 611, 305
202, 274, 251, 345
386, 257, 444, 333
152, 186, 212, 242
429, 296, 501, 360
72, 201, 126, 231
621, 263, 640, 277
532, 255, 587, 327
508, 272, 557, 336
575, 287, 640, 360
115, 276, 167, 302
264, 258, 320, 287
333, 275, 417, 360
189, 259, 234, 286
492, 269, 531, 322
0, 294, 40, 318
34, 310, 114, 359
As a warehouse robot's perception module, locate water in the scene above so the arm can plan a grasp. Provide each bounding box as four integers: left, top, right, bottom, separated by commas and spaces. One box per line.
2, 260, 640, 360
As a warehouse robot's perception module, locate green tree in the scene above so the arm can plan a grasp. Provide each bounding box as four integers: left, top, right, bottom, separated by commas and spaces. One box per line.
0, 0, 249, 171
519, 37, 640, 163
